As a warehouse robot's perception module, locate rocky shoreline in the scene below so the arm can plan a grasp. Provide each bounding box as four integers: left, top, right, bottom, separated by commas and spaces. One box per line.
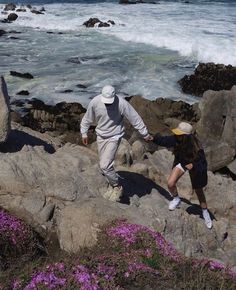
0, 73, 235, 271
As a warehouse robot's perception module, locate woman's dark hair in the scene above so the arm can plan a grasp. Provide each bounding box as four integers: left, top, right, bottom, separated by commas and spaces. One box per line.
173, 132, 201, 162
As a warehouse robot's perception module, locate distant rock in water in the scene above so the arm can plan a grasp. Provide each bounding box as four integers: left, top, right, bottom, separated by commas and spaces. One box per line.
7, 13, 18, 21
0, 30, 7, 37
119, 0, 157, 4
10, 71, 34, 79
4, 3, 16, 11
17, 90, 30, 95
31, 9, 44, 15
83, 17, 115, 28
178, 62, 236, 97
16, 8, 26, 12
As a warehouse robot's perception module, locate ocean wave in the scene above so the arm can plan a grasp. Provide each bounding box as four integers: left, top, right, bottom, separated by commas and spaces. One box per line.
2, 1, 235, 65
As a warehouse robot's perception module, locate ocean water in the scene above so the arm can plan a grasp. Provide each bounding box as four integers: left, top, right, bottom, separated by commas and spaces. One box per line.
0, 0, 235, 106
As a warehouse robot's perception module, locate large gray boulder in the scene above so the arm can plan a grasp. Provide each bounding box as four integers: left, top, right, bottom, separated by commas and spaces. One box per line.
196, 86, 236, 170
0, 143, 106, 201
56, 197, 156, 253
0, 76, 10, 142
197, 86, 236, 149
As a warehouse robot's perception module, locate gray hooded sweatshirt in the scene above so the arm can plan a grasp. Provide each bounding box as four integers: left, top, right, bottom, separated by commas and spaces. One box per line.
80, 94, 149, 139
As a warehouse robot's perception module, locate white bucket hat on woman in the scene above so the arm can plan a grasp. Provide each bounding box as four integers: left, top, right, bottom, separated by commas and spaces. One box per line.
101, 85, 115, 104
171, 122, 193, 135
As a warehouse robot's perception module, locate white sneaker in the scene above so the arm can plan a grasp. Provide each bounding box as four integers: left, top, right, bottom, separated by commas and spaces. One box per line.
102, 185, 122, 202
202, 209, 213, 229
109, 186, 123, 202
169, 196, 181, 211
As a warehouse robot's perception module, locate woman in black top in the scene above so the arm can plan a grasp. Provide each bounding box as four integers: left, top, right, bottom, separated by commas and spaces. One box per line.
153, 122, 212, 229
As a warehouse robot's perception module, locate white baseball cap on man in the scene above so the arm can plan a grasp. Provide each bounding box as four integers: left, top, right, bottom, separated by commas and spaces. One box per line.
101, 85, 116, 104
171, 122, 193, 135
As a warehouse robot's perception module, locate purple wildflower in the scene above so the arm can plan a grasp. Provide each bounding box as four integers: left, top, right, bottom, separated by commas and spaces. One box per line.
72, 264, 99, 290
107, 220, 180, 260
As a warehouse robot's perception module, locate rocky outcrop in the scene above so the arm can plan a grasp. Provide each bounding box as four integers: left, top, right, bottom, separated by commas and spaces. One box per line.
4, 3, 16, 11
0, 119, 235, 266
196, 86, 236, 171
83, 18, 115, 28
31, 9, 44, 15
7, 12, 18, 21
0, 76, 10, 143
0, 141, 106, 201
16, 98, 88, 144
56, 198, 155, 252
178, 63, 236, 97
126, 95, 200, 137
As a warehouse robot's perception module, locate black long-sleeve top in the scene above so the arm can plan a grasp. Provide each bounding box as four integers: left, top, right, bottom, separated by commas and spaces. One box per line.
153, 134, 207, 172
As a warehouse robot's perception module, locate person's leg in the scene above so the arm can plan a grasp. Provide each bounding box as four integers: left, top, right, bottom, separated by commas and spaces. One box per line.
190, 171, 212, 228
195, 188, 207, 209
195, 188, 212, 229
97, 137, 121, 186
97, 137, 122, 201
167, 166, 185, 210
167, 166, 185, 197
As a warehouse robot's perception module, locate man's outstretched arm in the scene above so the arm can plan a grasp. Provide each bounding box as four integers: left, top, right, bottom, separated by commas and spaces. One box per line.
121, 99, 151, 140
80, 102, 95, 145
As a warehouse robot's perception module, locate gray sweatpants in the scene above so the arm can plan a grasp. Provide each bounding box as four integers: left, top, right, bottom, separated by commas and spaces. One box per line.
97, 136, 121, 186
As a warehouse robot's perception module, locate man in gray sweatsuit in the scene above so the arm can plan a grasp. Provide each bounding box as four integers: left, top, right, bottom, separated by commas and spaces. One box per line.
80, 85, 152, 201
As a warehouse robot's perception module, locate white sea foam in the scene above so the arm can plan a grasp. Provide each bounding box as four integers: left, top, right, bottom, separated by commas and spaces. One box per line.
0, 1, 235, 106
3, 1, 236, 65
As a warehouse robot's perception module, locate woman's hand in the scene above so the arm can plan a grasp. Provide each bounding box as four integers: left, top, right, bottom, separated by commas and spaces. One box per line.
185, 163, 193, 170
144, 135, 153, 142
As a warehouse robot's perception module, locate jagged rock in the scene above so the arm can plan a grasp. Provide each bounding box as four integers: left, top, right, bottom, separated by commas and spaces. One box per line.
83, 17, 115, 28
126, 96, 200, 137
16, 90, 30, 95
0, 76, 10, 143
204, 141, 235, 172
7, 13, 18, 21
131, 139, 146, 160
19, 99, 87, 144
0, 143, 106, 201
31, 9, 44, 15
115, 138, 132, 166
56, 197, 157, 252
16, 8, 26, 12
4, 3, 16, 11
10, 71, 34, 79
178, 63, 236, 97
227, 159, 236, 176
197, 86, 236, 150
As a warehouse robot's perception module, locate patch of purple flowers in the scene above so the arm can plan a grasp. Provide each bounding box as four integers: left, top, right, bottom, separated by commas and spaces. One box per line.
0, 209, 35, 253
24, 263, 66, 290
107, 220, 180, 261
72, 264, 99, 290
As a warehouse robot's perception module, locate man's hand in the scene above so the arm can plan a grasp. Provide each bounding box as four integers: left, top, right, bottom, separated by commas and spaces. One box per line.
144, 135, 153, 142
82, 136, 88, 146
185, 163, 193, 170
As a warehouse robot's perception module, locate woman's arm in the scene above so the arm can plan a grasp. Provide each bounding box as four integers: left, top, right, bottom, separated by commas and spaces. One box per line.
153, 133, 176, 148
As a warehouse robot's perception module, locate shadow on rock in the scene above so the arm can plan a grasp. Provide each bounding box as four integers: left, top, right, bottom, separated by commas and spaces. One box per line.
118, 170, 171, 204
0, 129, 55, 153
185, 200, 216, 221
